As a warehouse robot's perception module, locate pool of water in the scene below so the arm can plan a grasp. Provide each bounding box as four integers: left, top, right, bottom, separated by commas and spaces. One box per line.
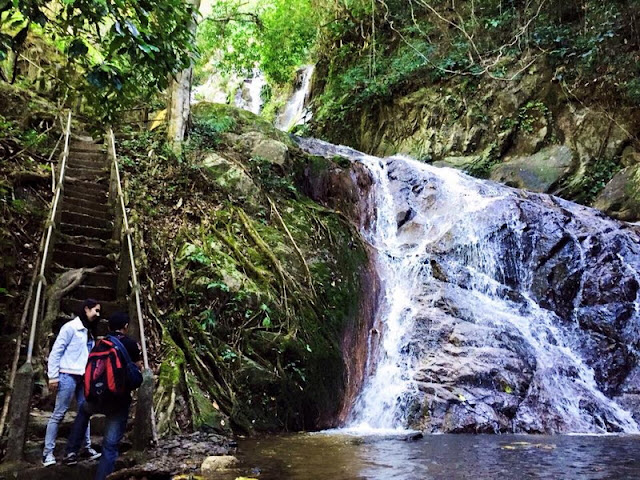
218, 433, 640, 479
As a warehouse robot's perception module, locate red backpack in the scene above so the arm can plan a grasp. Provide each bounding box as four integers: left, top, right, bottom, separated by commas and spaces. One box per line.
84, 335, 130, 402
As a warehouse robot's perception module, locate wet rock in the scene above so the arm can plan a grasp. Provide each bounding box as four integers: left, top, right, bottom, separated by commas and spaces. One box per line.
405, 432, 423, 441
299, 139, 640, 434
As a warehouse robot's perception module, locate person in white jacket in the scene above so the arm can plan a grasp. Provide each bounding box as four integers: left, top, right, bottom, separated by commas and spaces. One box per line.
42, 298, 102, 467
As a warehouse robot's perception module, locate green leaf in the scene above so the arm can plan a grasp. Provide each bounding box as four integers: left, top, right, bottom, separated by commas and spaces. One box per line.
68, 39, 88, 57
125, 20, 139, 37
261, 317, 272, 327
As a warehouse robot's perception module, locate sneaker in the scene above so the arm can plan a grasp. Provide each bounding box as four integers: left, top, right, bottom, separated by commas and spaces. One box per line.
42, 453, 56, 467
81, 446, 101, 460
63, 452, 78, 466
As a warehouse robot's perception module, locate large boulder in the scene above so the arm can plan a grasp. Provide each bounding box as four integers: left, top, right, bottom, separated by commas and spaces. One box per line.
251, 138, 289, 166
201, 152, 257, 196
593, 165, 640, 222
490, 145, 574, 192
201, 455, 238, 476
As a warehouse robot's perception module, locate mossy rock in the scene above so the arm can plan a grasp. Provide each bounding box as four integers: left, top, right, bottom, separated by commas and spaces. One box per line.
201, 152, 257, 196
490, 145, 574, 193
191, 102, 291, 145
593, 165, 640, 222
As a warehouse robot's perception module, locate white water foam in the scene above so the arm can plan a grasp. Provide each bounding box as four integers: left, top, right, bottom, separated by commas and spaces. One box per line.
295, 137, 640, 434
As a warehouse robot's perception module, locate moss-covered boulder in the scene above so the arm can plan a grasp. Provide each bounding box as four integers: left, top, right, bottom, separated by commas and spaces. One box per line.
201, 152, 257, 197
490, 145, 574, 192
594, 165, 640, 221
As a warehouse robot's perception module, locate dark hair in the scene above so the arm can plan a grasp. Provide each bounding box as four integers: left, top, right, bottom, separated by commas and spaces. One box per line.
78, 298, 99, 322
108, 311, 130, 331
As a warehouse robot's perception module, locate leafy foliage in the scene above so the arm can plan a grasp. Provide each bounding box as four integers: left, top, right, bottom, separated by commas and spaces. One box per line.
196, 0, 317, 84
312, 0, 640, 131
1, 0, 197, 121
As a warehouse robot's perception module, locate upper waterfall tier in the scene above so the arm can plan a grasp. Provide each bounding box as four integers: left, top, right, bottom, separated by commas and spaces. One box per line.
275, 65, 314, 132
297, 136, 640, 434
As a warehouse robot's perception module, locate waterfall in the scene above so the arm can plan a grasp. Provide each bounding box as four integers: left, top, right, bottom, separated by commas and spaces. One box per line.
296, 137, 640, 434
234, 70, 267, 115
275, 65, 315, 132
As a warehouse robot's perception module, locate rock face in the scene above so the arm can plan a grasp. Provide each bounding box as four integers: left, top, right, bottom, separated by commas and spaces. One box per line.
298, 137, 640, 434
314, 62, 640, 221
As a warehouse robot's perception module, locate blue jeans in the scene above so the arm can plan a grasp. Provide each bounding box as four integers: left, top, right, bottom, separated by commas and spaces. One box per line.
43, 373, 91, 456
66, 400, 129, 480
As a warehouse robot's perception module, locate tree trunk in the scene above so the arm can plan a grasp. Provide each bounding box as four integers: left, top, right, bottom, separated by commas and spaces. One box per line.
167, 67, 193, 150
167, 0, 201, 150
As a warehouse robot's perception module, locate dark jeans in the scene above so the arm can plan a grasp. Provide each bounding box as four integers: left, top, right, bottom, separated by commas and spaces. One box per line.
66, 400, 129, 480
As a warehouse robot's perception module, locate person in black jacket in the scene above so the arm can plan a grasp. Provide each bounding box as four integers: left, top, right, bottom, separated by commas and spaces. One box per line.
63, 312, 142, 480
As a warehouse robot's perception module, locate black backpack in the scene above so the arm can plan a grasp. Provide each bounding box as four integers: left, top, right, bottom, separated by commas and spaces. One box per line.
84, 334, 143, 403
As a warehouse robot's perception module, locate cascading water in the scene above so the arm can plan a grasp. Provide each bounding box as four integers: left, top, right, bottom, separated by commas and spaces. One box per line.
275, 65, 315, 131
296, 137, 640, 434
234, 70, 267, 115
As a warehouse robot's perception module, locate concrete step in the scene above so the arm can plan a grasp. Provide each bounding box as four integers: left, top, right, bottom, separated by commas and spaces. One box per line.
57, 233, 110, 249
66, 158, 108, 170
65, 165, 107, 177
59, 222, 111, 239
61, 211, 112, 230
62, 298, 125, 318
67, 151, 106, 162
70, 141, 103, 152
63, 189, 108, 205
55, 242, 113, 258
64, 179, 109, 195
65, 169, 108, 182
52, 250, 116, 270
49, 270, 118, 289
62, 202, 112, 220
27, 409, 106, 439
83, 271, 118, 289
73, 285, 117, 301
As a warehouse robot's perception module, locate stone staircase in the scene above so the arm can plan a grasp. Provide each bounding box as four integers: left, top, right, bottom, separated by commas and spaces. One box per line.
0, 136, 129, 472
51, 137, 125, 321
0, 135, 135, 474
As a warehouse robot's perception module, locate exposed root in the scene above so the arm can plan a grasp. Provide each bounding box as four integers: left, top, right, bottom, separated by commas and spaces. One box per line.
267, 196, 316, 297
38, 265, 105, 356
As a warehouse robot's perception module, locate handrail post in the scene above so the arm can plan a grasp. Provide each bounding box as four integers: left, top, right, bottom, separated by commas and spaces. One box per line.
107, 129, 156, 450
4, 110, 72, 462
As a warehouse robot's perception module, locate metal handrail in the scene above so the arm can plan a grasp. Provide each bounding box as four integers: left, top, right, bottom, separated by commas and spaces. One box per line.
25, 110, 72, 363
107, 128, 149, 370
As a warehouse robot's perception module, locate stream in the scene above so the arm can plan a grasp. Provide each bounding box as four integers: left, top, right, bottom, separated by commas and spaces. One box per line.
215, 433, 640, 479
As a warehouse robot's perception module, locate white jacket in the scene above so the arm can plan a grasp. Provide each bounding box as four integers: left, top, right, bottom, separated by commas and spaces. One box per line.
47, 317, 94, 379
